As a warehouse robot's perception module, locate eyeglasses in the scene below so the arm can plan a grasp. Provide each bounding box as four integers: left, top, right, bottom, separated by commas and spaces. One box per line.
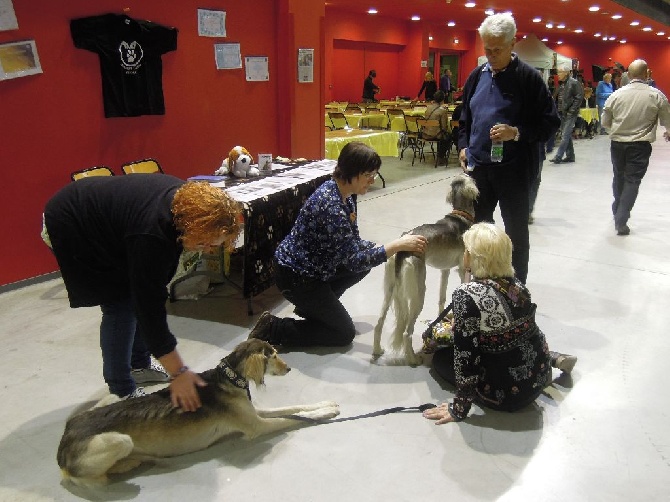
363, 171, 379, 180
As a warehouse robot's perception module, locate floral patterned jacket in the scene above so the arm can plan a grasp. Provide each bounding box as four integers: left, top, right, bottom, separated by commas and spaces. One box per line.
450, 277, 551, 420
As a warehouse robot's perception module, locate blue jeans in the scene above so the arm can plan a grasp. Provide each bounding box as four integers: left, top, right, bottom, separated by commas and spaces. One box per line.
554, 114, 577, 160
611, 141, 651, 228
273, 262, 369, 347
100, 298, 151, 396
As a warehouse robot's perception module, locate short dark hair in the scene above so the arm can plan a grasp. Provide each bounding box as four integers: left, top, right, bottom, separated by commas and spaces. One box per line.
369, 70, 376, 77
333, 142, 381, 183
433, 90, 445, 103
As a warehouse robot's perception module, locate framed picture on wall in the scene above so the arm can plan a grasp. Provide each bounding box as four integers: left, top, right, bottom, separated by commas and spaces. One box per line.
0, 40, 42, 80
297, 48, 313, 83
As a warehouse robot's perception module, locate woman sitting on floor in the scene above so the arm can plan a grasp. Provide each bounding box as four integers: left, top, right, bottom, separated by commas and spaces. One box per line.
423, 223, 577, 424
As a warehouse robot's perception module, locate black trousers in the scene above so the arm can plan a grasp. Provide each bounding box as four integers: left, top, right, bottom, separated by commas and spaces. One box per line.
471, 161, 530, 283
610, 141, 651, 228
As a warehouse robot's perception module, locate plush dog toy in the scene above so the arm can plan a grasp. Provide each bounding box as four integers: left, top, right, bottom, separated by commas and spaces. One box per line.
214, 146, 260, 178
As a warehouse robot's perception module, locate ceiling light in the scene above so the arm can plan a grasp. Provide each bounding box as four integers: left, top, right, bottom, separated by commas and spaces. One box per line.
542, 38, 549, 42
546, 23, 553, 29
594, 32, 601, 37
484, 9, 494, 15
447, 21, 456, 27
589, 6, 600, 12
556, 41, 563, 45
454, 38, 459, 44
643, 26, 652, 31
411, 15, 420, 21
609, 36, 616, 40
465, 2, 476, 8
533, 17, 541, 23
619, 40, 626, 44
657, 32, 666, 36
602, 36, 607, 40
612, 14, 622, 20
630, 21, 640, 26
429, 36, 433, 41
367, 8, 377, 14
557, 24, 565, 29
574, 29, 583, 33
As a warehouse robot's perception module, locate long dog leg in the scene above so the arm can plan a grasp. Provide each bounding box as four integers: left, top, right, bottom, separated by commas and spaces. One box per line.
243, 403, 340, 438
372, 257, 396, 358
256, 401, 339, 418
392, 257, 426, 366
438, 269, 450, 314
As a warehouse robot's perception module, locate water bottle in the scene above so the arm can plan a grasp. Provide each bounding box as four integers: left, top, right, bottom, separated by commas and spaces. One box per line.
490, 123, 503, 163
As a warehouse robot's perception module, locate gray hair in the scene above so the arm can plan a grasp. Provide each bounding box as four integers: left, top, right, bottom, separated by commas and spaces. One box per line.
478, 13, 517, 43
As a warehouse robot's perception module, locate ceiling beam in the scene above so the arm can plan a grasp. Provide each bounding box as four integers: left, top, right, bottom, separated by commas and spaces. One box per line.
612, 0, 670, 25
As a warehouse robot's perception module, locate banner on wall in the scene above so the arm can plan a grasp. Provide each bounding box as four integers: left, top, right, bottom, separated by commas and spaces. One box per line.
298, 48, 313, 83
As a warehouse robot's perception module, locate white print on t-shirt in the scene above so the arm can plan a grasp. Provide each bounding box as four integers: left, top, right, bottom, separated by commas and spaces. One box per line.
119, 41, 144, 72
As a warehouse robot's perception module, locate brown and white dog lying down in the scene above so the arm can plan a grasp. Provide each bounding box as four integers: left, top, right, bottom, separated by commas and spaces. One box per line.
57, 339, 339, 486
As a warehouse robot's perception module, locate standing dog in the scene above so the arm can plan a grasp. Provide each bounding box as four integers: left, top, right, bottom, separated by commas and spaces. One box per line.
372, 173, 479, 365
57, 339, 339, 485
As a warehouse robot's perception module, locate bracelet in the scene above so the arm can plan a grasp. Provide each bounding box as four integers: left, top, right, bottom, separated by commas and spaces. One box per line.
448, 403, 465, 422
170, 365, 190, 380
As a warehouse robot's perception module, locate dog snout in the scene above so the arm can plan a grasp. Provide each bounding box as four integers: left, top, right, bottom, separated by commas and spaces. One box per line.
240, 157, 247, 164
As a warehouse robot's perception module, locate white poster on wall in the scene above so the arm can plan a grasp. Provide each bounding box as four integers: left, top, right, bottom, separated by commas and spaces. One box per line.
245, 56, 269, 81
214, 43, 241, 70
198, 9, 226, 37
297, 48, 313, 83
0, 0, 19, 31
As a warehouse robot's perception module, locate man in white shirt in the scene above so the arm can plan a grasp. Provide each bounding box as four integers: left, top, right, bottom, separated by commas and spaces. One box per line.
601, 59, 670, 235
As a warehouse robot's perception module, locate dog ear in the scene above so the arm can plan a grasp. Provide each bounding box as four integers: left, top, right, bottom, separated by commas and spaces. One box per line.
242, 352, 267, 386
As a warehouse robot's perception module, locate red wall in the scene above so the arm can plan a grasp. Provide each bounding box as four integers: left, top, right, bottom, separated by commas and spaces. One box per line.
0, 0, 325, 286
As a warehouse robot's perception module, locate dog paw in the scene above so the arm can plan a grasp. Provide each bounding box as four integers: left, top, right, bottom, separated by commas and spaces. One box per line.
406, 353, 424, 367
372, 345, 385, 358
302, 406, 340, 421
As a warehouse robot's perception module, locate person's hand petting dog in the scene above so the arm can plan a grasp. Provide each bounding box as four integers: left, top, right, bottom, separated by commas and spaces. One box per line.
384, 233, 427, 257
422, 402, 458, 425
160, 350, 207, 412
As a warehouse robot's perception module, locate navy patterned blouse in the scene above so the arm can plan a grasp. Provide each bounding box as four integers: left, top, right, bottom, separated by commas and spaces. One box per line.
275, 179, 387, 280
450, 277, 552, 420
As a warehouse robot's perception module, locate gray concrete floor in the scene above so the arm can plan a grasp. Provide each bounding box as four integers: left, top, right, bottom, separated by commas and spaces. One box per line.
2, 132, 669, 501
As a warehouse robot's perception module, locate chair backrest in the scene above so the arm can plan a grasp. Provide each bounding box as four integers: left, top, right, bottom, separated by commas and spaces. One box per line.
404, 115, 421, 134
121, 158, 163, 175
71, 166, 115, 181
345, 104, 361, 113
328, 112, 350, 130
417, 119, 441, 139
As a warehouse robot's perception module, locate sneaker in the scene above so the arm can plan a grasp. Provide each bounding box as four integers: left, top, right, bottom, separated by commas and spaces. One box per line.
122, 387, 147, 400
248, 311, 278, 343
564, 157, 575, 163
616, 224, 630, 236
549, 157, 562, 164
554, 354, 578, 374
131, 358, 169, 384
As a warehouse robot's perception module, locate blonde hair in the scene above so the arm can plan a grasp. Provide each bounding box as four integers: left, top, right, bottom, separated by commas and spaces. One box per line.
171, 182, 242, 250
463, 223, 515, 279
425, 71, 434, 81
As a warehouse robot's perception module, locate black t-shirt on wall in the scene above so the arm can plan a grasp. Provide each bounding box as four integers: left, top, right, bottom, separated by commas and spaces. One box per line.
71, 13, 178, 118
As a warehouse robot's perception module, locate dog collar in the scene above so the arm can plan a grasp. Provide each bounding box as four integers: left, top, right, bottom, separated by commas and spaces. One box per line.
218, 360, 250, 393
450, 209, 474, 223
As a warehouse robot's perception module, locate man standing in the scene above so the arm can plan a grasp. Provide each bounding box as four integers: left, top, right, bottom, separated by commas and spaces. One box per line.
440, 69, 455, 102
550, 65, 584, 163
362, 70, 380, 103
601, 59, 670, 236
458, 13, 560, 283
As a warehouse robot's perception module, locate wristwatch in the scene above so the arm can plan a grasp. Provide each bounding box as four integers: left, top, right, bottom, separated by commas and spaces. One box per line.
513, 128, 520, 141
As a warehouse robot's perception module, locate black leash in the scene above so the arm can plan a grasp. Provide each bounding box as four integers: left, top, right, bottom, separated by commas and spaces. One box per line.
287, 403, 437, 424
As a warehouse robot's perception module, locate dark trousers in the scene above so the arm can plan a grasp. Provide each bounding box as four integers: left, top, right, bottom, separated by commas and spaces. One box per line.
471, 161, 530, 283
611, 141, 651, 228
273, 262, 369, 347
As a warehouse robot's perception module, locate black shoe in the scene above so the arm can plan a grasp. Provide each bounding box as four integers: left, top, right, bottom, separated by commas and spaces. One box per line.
248, 311, 278, 343
564, 157, 575, 163
549, 157, 562, 164
616, 224, 630, 236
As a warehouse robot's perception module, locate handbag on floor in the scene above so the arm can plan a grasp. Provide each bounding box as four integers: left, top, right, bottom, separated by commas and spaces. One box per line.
421, 303, 454, 353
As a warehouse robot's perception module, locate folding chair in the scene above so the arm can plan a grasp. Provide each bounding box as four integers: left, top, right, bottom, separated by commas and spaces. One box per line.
328, 112, 350, 130
121, 158, 163, 175
70, 166, 114, 181
404, 115, 422, 165
416, 119, 442, 167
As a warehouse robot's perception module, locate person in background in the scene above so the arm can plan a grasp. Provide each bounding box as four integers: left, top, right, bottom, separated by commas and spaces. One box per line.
595, 73, 614, 134
549, 66, 584, 164
248, 142, 427, 348
457, 12, 560, 284
600, 59, 670, 236
362, 69, 380, 103
43, 176, 242, 410
417, 71, 438, 101
423, 90, 451, 166
423, 223, 577, 425
440, 68, 456, 102
646, 68, 657, 88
